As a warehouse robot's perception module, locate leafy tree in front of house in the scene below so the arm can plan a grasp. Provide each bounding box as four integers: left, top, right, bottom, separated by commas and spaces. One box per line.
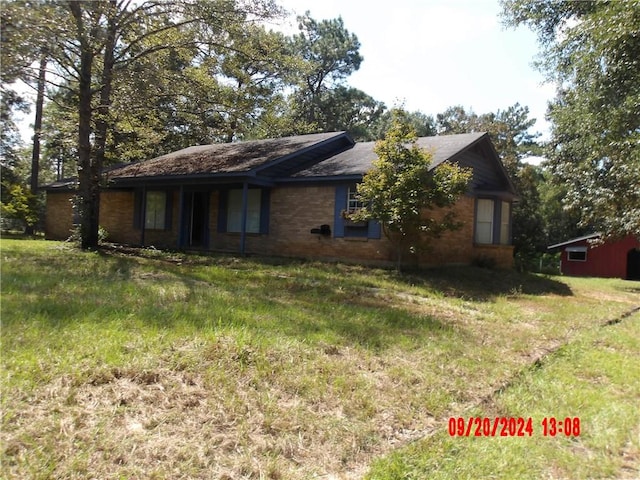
350, 109, 472, 269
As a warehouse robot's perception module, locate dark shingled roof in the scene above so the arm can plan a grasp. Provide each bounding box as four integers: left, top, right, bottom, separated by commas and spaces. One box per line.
293, 132, 488, 178
107, 132, 347, 181
44, 131, 512, 194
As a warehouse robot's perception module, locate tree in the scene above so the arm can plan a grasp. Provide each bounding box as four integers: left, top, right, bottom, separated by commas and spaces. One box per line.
501, 0, 640, 239
350, 109, 472, 269
4, 0, 283, 249
538, 169, 586, 247
0, 87, 28, 175
310, 85, 386, 140
203, 24, 292, 143
372, 109, 435, 141
0, 183, 39, 231
436, 104, 539, 172
0, 76, 36, 233
287, 12, 363, 129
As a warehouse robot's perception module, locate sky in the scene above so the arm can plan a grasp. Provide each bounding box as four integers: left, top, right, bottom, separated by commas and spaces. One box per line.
15, 0, 554, 153
270, 0, 555, 141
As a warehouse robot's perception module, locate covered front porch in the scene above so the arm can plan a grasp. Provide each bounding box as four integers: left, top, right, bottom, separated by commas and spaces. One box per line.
128, 178, 272, 255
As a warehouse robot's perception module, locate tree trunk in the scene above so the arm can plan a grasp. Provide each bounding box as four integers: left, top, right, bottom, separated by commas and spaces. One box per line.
69, 1, 98, 249
30, 54, 46, 195
94, 1, 116, 172
25, 53, 47, 235
77, 47, 98, 249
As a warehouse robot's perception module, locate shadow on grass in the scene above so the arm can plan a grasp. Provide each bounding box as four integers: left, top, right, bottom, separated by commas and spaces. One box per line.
95, 244, 571, 300
2, 241, 571, 353
3, 244, 463, 352
397, 266, 573, 301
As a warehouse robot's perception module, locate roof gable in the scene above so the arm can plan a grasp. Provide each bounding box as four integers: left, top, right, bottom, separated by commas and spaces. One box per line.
291, 132, 514, 191
292, 132, 493, 178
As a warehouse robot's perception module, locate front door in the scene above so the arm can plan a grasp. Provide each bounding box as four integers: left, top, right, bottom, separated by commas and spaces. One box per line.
182, 191, 209, 248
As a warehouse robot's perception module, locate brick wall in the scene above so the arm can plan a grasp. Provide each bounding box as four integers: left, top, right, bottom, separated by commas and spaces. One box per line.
267, 185, 393, 262
45, 191, 74, 240
209, 185, 511, 268
419, 195, 514, 268
46, 185, 513, 268
100, 190, 137, 244
211, 185, 393, 263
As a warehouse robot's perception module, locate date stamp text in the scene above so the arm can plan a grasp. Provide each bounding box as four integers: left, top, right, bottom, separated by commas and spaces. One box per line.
448, 417, 581, 437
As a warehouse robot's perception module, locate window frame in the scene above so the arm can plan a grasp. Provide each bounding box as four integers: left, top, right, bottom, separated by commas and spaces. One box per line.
566, 247, 587, 262
333, 184, 381, 240
475, 198, 494, 245
217, 188, 270, 235
346, 186, 365, 215
226, 188, 261, 234
145, 190, 167, 230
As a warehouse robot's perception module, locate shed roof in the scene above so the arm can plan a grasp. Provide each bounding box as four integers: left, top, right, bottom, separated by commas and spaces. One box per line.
547, 233, 601, 250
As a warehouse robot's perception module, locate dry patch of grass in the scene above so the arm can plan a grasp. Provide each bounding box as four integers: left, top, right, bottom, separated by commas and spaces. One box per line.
2, 239, 639, 479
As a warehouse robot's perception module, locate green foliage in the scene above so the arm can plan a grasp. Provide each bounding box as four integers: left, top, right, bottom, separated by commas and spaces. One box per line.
0, 183, 39, 228
501, 0, 640, 239
286, 12, 364, 131
351, 109, 472, 268
537, 169, 586, 246
290, 12, 362, 94
436, 103, 540, 173
0, 86, 29, 170
372, 109, 436, 141
309, 86, 386, 141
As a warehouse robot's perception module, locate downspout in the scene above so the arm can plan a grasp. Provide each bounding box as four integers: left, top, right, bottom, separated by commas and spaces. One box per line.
240, 182, 249, 256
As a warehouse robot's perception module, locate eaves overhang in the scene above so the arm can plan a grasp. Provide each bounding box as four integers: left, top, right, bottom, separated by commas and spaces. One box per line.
275, 174, 364, 185
547, 233, 601, 251
107, 172, 277, 188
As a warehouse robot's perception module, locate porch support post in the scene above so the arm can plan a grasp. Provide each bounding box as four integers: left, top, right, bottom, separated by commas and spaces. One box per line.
177, 185, 185, 248
240, 181, 249, 256
140, 185, 146, 246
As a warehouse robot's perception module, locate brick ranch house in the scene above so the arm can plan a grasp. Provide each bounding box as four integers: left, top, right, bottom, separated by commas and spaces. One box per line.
44, 131, 517, 268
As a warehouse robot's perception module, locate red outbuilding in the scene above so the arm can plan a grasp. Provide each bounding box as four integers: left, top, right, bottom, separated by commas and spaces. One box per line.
548, 234, 640, 280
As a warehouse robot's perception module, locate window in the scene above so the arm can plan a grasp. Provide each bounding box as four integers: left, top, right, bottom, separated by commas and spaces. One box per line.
227, 189, 261, 233
347, 186, 365, 214
333, 185, 381, 239
567, 247, 587, 262
475, 199, 494, 244
500, 201, 510, 245
145, 191, 166, 230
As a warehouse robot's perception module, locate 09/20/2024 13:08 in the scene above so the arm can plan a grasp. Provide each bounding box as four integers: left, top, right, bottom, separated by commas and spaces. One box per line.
448, 417, 581, 437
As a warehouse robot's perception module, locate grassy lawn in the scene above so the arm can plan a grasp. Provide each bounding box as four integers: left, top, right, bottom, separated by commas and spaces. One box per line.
1, 238, 639, 479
